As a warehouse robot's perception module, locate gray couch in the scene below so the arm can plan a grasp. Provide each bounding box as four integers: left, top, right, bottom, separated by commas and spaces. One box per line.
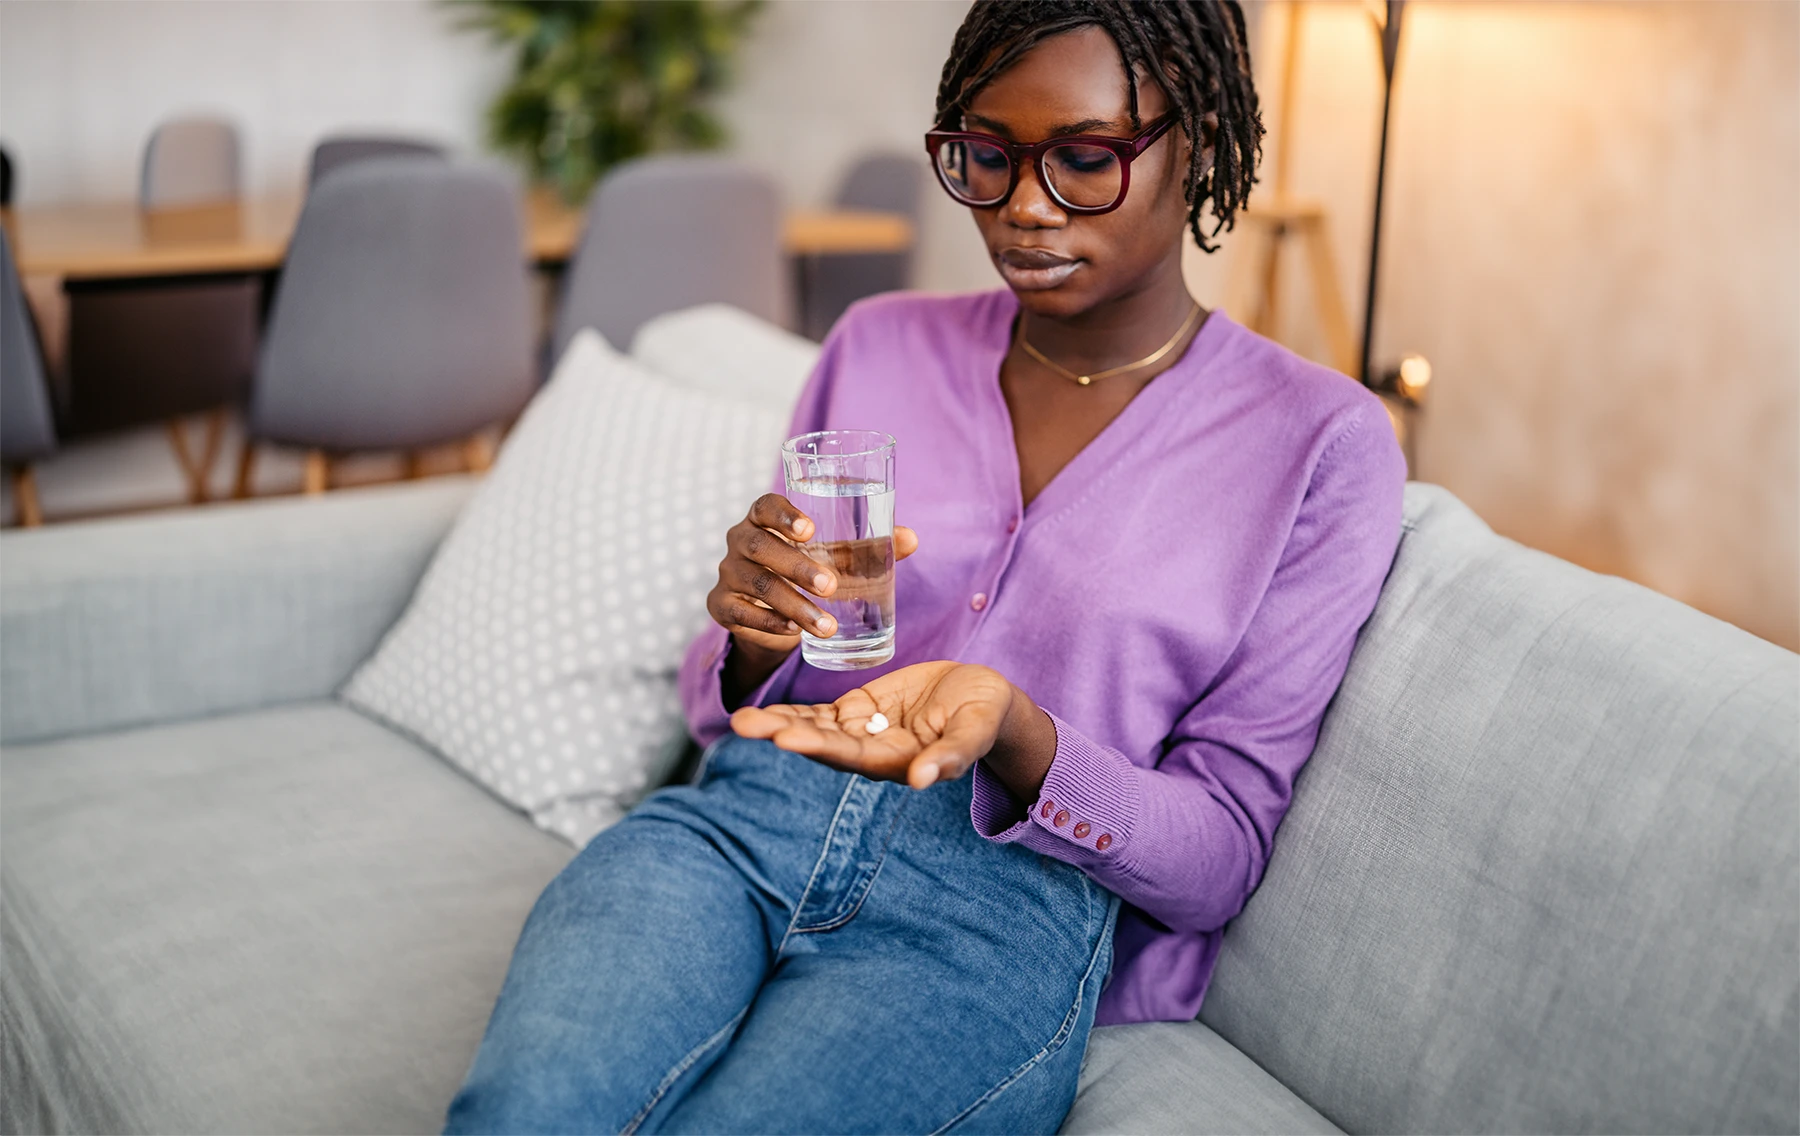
2, 477, 1795, 1135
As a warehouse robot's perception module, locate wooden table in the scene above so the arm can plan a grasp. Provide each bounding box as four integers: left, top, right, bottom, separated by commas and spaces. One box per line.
3, 185, 914, 281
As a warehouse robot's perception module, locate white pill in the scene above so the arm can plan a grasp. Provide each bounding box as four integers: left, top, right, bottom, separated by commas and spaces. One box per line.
865, 712, 889, 735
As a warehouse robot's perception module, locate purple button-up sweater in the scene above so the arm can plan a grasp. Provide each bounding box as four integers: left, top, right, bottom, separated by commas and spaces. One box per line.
678, 290, 1406, 1025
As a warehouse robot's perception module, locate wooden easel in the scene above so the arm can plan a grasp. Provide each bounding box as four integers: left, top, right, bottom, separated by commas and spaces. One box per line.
1229, 3, 1359, 378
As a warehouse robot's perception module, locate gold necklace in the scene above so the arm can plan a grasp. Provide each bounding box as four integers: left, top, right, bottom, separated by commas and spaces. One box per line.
1017, 301, 1203, 386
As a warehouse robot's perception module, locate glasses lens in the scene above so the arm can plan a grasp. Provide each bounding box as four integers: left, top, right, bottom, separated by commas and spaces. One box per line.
934, 138, 1011, 205
1043, 143, 1123, 210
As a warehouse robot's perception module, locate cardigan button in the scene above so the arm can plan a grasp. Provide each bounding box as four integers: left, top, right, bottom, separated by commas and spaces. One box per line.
1053, 809, 1070, 827
1006, 516, 1019, 534
1073, 822, 1091, 839
1039, 799, 1055, 819
1095, 833, 1113, 851
970, 592, 988, 612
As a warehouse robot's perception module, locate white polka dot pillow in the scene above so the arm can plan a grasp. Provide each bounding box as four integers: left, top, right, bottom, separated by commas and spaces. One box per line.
342, 329, 788, 847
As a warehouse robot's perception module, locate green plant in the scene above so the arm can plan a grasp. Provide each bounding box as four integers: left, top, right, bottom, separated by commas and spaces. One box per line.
454, 0, 763, 202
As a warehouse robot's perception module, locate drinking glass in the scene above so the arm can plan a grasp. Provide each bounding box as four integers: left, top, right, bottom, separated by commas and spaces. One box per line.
781, 430, 897, 671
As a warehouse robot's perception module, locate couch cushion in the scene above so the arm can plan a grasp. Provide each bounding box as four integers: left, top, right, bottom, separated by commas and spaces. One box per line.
1, 702, 572, 1135
1064, 1021, 1341, 1135
1200, 483, 1800, 1134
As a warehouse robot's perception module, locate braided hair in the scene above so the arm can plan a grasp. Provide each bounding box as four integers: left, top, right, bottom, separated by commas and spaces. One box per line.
934, 0, 1262, 252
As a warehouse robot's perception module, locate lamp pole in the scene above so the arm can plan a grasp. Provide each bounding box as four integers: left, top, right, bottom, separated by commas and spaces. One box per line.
1359, 0, 1405, 387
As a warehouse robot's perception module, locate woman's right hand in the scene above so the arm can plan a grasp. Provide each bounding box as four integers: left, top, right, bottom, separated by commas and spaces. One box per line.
706, 493, 917, 704
708, 493, 841, 665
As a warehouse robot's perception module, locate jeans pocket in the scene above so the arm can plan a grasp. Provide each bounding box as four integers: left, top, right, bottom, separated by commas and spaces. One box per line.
693, 733, 790, 788
690, 735, 732, 786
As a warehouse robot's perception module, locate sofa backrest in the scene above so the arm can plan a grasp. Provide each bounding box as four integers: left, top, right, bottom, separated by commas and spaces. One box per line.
1201, 483, 1799, 1134
0, 479, 476, 746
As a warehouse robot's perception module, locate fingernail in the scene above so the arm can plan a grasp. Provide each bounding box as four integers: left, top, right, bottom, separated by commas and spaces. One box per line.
813, 574, 831, 593
817, 616, 836, 634
785, 620, 799, 632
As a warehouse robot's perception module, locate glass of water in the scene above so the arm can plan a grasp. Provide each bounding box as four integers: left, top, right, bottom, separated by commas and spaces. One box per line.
781, 430, 897, 671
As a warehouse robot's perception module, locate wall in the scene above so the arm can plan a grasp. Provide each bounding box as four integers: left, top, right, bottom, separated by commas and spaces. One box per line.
1250, 0, 1798, 650
0, 0, 509, 200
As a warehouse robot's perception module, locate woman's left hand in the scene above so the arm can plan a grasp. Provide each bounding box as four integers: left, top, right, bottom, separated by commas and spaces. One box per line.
730, 661, 1050, 791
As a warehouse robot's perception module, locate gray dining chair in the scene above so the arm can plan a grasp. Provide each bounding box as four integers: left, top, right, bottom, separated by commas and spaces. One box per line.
65, 116, 257, 503
2, 230, 57, 526
237, 158, 534, 497
140, 117, 240, 209
308, 135, 446, 190
550, 155, 788, 362
800, 152, 923, 341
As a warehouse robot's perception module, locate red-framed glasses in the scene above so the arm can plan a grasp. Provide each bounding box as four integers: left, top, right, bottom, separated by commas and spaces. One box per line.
924, 115, 1177, 215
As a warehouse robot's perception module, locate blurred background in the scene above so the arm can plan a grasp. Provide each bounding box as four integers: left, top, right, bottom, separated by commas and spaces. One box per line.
0, 0, 1794, 652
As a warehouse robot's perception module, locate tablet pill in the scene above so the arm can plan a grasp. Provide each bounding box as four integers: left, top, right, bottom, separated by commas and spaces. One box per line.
866, 712, 889, 735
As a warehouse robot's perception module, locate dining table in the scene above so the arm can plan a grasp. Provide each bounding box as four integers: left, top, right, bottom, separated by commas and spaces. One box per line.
1, 184, 915, 281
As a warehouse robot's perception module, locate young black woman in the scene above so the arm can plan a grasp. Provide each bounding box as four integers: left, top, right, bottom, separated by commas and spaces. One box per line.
448, 2, 1404, 1132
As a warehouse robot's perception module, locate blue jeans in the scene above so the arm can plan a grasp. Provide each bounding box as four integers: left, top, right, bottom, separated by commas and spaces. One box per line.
446, 734, 1120, 1135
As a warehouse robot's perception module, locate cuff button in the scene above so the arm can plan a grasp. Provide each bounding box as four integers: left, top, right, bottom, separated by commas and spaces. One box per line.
1053, 809, 1070, 827
1095, 833, 1113, 851
1073, 821, 1091, 839
1038, 799, 1056, 819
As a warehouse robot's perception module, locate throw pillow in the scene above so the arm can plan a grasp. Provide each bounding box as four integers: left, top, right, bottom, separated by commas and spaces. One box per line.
342, 329, 790, 846
630, 302, 820, 410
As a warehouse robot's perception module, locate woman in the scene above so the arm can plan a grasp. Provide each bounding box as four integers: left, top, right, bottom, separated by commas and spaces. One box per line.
449, 1, 1404, 1132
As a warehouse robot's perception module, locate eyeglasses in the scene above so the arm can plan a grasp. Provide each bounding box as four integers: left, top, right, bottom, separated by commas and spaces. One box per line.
924, 115, 1176, 215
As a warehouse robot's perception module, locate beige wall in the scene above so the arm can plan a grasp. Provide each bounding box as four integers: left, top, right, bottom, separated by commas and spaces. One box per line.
1247, 0, 1799, 650
0, 1, 509, 201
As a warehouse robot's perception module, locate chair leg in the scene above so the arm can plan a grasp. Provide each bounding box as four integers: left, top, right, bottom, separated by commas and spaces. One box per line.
402, 451, 422, 480
10, 465, 43, 527
302, 450, 330, 496
166, 418, 204, 504
463, 434, 494, 474
232, 438, 257, 499
197, 408, 226, 498
166, 410, 229, 505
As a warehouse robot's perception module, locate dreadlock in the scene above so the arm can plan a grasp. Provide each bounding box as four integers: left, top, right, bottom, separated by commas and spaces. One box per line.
934, 0, 1262, 252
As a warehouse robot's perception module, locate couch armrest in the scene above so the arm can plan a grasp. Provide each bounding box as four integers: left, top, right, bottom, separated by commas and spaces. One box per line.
1, 478, 475, 745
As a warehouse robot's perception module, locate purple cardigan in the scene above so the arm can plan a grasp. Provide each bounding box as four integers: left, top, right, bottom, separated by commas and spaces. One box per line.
678, 290, 1406, 1025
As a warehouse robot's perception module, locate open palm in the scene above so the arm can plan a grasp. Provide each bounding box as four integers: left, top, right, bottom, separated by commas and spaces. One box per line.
730, 661, 1015, 789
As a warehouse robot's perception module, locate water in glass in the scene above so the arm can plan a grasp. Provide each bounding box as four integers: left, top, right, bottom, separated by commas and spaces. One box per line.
787, 475, 896, 670
781, 429, 897, 671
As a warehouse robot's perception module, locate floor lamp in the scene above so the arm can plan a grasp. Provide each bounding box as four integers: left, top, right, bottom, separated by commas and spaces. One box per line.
1234, 0, 1431, 440
1360, 0, 1404, 388
1360, 0, 1429, 474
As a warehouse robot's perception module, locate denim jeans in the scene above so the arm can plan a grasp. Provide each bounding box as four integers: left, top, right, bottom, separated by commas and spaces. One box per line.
446, 733, 1120, 1135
